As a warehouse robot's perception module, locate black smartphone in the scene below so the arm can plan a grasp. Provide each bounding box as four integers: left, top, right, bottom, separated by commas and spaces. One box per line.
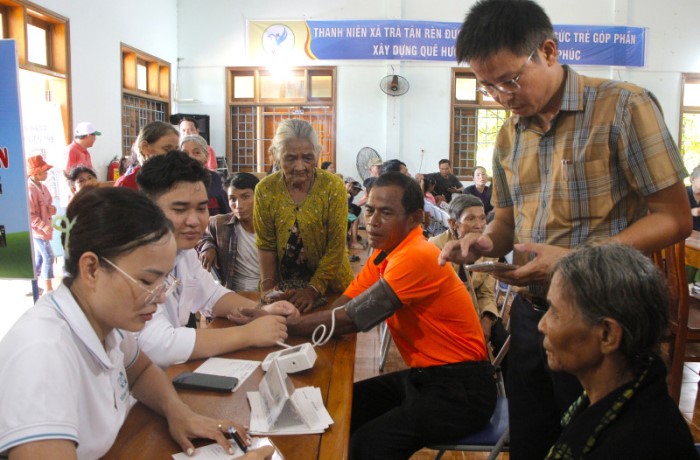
172, 372, 238, 392
464, 261, 519, 272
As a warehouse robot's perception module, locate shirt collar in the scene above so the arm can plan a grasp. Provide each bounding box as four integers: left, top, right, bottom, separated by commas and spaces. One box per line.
515, 65, 583, 131
376, 225, 424, 264
47, 284, 120, 370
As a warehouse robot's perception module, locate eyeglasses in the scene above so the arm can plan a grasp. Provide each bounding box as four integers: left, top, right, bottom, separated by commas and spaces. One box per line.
476, 47, 538, 96
101, 257, 179, 304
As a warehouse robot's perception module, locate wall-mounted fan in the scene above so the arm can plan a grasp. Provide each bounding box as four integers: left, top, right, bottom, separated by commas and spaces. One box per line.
356, 147, 382, 181
379, 75, 410, 97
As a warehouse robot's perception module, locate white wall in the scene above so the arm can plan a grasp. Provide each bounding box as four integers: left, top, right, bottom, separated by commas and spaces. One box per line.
28, 0, 700, 179
173, 0, 700, 180
30, 0, 178, 179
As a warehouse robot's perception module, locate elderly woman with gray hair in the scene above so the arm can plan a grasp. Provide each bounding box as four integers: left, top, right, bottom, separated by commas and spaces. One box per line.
540, 243, 696, 459
255, 119, 353, 312
180, 134, 230, 216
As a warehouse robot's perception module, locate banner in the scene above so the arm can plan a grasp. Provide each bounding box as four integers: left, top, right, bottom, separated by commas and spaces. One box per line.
249, 20, 646, 67
0, 40, 35, 279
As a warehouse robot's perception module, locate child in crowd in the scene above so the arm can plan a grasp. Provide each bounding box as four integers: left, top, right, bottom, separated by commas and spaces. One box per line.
26, 155, 57, 294
197, 172, 261, 291
344, 177, 364, 252
65, 165, 98, 194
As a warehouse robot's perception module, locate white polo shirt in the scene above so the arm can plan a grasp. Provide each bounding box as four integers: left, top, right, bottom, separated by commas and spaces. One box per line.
137, 249, 229, 368
0, 284, 139, 460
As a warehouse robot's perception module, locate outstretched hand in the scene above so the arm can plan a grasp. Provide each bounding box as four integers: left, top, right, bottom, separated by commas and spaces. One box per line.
438, 233, 493, 266
492, 243, 570, 286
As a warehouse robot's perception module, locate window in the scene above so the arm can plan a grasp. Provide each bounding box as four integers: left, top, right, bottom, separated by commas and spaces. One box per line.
450, 69, 509, 180
226, 67, 336, 173
121, 44, 171, 158
681, 74, 700, 177
26, 16, 49, 66
2, 1, 71, 158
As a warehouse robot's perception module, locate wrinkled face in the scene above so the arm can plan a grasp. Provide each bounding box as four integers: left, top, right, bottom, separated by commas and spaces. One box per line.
94, 232, 176, 337
280, 138, 316, 187
73, 171, 98, 192
155, 181, 209, 250
538, 272, 603, 376
181, 140, 207, 166
141, 132, 179, 160
453, 206, 486, 239
364, 185, 419, 253
469, 46, 552, 118
229, 186, 255, 222
439, 162, 451, 178
179, 120, 199, 136
474, 168, 488, 187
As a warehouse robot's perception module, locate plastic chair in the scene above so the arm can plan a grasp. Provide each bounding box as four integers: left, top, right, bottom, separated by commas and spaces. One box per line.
427, 335, 511, 460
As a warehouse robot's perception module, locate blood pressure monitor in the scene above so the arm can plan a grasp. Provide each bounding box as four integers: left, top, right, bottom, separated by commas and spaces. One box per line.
261, 343, 317, 374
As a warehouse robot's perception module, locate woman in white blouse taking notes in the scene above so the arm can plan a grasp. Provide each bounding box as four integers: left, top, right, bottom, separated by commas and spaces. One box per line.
0, 187, 272, 460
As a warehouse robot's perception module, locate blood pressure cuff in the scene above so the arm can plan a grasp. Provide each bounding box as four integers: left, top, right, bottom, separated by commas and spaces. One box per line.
345, 278, 402, 332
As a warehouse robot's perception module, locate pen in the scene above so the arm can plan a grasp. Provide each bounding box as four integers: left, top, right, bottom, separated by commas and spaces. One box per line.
227, 427, 248, 453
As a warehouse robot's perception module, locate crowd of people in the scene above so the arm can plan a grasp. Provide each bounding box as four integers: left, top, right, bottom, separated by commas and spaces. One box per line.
6, 0, 700, 458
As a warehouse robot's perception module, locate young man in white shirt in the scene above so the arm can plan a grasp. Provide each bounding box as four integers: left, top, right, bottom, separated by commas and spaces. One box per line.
136, 151, 298, 367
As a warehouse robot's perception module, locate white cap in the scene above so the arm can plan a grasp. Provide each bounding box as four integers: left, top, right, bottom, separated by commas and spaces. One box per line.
74, 122, 101, 137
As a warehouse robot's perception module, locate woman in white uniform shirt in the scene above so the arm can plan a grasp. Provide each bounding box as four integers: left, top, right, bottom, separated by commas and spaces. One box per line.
0, 187, 273, 460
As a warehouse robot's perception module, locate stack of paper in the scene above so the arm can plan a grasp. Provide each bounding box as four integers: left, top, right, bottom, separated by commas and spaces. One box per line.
247, 360, 333, 435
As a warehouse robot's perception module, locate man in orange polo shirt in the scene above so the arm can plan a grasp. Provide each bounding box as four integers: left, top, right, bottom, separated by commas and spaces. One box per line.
264, 172, 496, 459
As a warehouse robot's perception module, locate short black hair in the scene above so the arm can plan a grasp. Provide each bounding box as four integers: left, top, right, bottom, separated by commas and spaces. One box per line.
373, 172, 423, 215
65, 165, 97, 183
320, 161, 333, 170
439, 159, 451, 166
63, 187, 172, 281
136, 150, 211, 199
225, 172, 260, 190
380, 159, 407, 175
456, 0, 554, 63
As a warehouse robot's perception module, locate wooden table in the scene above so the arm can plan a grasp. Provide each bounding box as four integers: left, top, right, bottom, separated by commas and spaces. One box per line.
103, 295, 355, 460
686, 230, 700, 269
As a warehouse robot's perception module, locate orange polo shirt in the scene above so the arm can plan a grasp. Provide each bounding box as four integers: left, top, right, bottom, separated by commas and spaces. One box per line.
344, 226, 487, 367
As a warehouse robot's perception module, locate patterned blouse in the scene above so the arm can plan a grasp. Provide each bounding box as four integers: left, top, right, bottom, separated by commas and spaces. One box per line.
254, 168, 354, 294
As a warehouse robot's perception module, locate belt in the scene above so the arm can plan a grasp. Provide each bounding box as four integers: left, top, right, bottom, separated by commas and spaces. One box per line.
518, 292, 549, 313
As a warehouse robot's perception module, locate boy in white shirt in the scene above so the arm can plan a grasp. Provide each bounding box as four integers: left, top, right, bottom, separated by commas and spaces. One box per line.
136, 151, 298, 367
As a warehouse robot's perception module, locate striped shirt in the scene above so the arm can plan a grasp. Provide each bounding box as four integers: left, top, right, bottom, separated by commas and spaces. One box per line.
492, 67, 687, 294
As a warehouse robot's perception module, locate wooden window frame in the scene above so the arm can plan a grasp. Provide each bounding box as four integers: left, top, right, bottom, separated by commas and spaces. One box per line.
225, 66, 336, 173
1, 0, 70, 142
450, 68, 509, 180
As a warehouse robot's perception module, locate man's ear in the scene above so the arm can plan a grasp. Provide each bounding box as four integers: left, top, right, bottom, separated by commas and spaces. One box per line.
409, 209, 424, 227
599, 317, 624, 355
541, 38, 558, 65
77, 251, 101, 288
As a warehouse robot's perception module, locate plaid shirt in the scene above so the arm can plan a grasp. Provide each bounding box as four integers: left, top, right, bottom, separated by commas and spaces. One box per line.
492, 67, 687, 294
196, 212, 241, 290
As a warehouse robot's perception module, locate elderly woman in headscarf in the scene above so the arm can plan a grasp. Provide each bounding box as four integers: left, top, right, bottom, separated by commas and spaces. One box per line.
180, 134, 230, 216
540, 242, 697, 459
254, 119, 353, 312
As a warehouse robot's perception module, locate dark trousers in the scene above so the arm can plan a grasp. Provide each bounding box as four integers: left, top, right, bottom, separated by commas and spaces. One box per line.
349, 360, 496, 460
506, 295, 582, 460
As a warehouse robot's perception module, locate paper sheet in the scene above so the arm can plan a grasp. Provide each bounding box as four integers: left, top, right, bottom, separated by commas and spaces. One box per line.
171, 437, 284, 459
194, 358, 260, 392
